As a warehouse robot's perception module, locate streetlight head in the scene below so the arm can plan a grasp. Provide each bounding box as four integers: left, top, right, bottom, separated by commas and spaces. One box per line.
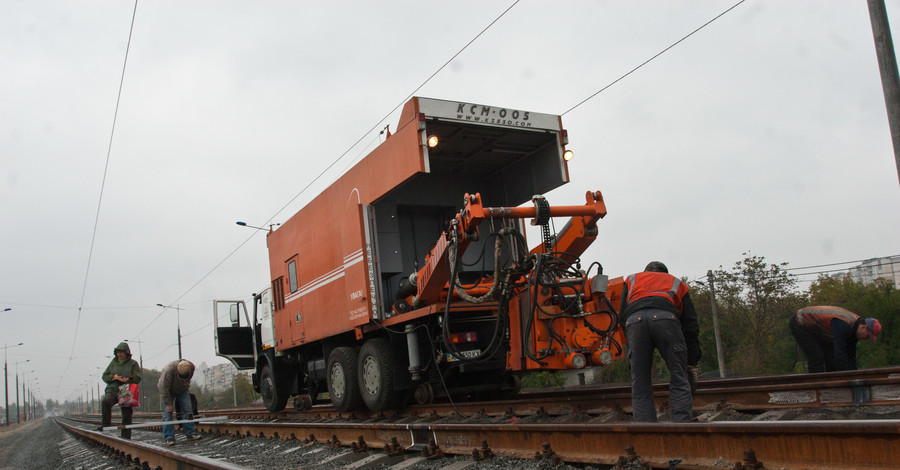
236, 221, 248, 226
2, 308, 10, 312
156, 303, 164, 307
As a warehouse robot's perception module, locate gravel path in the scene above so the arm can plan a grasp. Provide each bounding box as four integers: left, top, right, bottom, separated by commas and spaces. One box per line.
0, 418, 62, 470
0, 417, 136, 470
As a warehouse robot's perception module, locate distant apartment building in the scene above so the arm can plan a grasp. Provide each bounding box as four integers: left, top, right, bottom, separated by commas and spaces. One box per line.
848, 256, 900, 289
196, 362, 248, 392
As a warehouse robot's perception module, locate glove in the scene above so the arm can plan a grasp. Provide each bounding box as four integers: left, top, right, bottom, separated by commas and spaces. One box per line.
687, 365, 700, 394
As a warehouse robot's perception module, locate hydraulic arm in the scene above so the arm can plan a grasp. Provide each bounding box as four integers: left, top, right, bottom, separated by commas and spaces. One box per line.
412, 190, 607, 307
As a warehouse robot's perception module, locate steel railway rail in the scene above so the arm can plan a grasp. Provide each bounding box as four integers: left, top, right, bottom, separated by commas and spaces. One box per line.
60, 367, 900, 469
204, 365, 900, 420
192, 418, 900, 469
55, 419, 251, 470
60, 414, 900, 469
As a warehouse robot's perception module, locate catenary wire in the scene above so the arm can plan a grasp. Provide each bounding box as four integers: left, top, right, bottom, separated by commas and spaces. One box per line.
561, 0, 746, 116
59, 0, 139, 393
690, 256, 900, 285
130, 1, 521, 343
128, 0, 747, 349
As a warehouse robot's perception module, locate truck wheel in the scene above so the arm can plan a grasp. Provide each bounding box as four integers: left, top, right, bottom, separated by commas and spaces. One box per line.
358, 338, 399, 411
260, 364, 288, 412
327, 347, 362, 412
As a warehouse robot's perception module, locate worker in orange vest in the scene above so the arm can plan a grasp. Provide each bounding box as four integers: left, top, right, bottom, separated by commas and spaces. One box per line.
620, 261, 700, 422
790, 306, 881, 373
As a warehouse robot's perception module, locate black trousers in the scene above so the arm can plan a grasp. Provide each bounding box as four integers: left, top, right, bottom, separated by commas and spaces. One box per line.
789, 316, 835, 373
101, 392, 134, 439
624, 308, 692, 422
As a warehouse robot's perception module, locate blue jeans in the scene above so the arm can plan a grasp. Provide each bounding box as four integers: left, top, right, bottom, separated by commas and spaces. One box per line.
162, 390, 197, 440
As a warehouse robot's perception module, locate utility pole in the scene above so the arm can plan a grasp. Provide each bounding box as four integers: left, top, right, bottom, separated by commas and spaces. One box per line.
177, 304, 183, 360
707, 270, 727, 378
155, 305, 184, 360
3, 343, 24, 426
867, 0, 900, 187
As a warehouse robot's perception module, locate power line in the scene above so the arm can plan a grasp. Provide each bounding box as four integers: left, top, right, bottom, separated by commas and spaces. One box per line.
59, 0, 139, 393
561, 0, 746, 116
125, 1, 749, 346
786, 255, 900, 272
253, 0, 522, 233
128, 1, 521, 342
692, 256, 900, 286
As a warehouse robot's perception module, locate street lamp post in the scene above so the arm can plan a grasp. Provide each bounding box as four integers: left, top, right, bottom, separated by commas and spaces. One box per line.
236, 221, 280, 232
14, 359, 29, 424
27, 381, 38, 419
22, 370, 33, 422
94, 366, 102, 414
156, 304, 184, 359
3, 343, 24, 426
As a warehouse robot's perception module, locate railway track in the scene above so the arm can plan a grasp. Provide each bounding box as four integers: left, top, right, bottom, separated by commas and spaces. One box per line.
58, 367, 900, 469
205, 365, 900, 420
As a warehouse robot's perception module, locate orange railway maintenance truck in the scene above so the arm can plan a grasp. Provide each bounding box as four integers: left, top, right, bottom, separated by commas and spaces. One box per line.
213, 97, 627, 412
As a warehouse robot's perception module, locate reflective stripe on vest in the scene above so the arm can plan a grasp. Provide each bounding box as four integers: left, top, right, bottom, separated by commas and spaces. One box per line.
795, 306, 859, 336
626, 273, 682, 305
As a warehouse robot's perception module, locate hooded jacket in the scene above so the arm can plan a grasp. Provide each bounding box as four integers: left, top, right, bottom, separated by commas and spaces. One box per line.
102, 342, 142, 395
158, 359, 195, 406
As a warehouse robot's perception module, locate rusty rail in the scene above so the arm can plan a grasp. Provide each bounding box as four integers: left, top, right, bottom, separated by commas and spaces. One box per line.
56, 418, 250, 470
203, 368, 900, 421
194, 418, 900, 469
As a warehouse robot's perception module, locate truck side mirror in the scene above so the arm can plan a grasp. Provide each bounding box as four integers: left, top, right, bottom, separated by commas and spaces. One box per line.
229, 304, 240, 326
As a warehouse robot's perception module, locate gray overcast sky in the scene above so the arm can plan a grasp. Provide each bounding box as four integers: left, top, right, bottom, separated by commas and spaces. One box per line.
2, 1, 899, 402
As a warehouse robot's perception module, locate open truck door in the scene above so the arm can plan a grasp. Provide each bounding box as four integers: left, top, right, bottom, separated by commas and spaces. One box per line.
213, 299, 257, 369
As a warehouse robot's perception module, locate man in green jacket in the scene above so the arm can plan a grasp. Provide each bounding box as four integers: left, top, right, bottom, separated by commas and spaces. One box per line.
100, 342, 142, 438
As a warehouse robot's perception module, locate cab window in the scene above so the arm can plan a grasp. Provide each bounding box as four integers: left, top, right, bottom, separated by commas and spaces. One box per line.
288, 258, 298, 293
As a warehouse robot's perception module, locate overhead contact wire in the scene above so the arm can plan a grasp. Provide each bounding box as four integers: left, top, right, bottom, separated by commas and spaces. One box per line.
561, 0, 746, 116
129, 1, 521, 341
59, 0, 139, 390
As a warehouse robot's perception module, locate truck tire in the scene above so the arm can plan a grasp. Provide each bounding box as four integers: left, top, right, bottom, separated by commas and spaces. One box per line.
358, 338, 399, 411
260, 364, 288, 412
327, 347, 362, 412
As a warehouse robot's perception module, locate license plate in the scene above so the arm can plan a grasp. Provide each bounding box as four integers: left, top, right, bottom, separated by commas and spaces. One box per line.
446, 349, 481, 362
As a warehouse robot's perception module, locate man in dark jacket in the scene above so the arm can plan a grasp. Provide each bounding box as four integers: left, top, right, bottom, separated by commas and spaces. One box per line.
158, 359, 201, 445
100, 342, 142, 438
620, 261, 700, 422
790, 306, 881, 372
